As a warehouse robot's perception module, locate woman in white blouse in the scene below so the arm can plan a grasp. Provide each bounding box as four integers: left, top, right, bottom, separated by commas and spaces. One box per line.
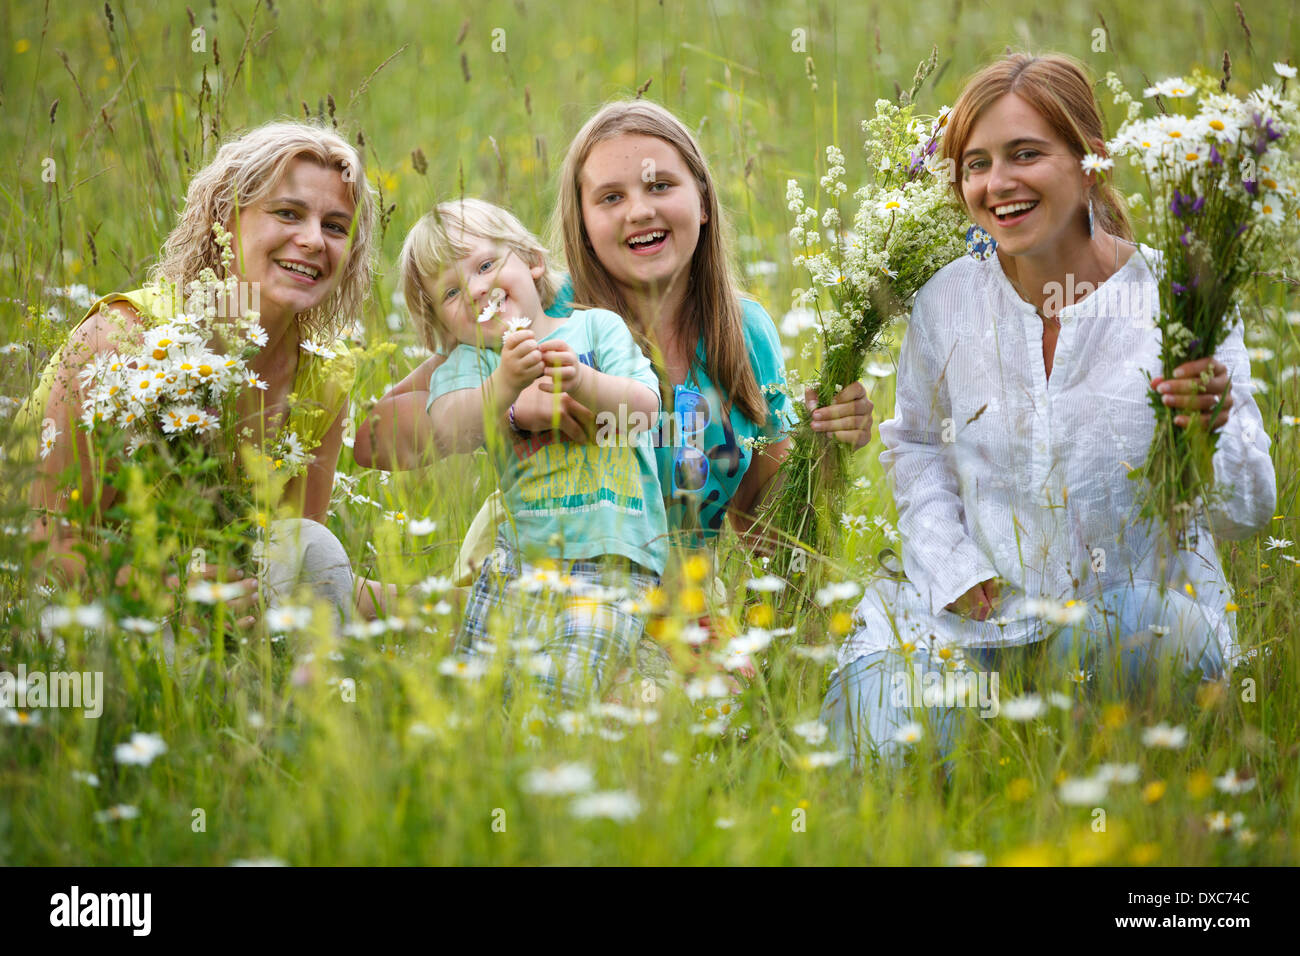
822, 53, 1276, 765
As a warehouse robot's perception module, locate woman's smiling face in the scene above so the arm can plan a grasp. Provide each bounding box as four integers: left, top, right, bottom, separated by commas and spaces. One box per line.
230, 157, 355, 325
579, 133, 707, 301
960, 93, 1093, 260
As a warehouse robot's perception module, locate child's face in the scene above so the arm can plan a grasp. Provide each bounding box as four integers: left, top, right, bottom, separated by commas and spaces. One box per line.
426, 236, 546, 349
579, 133, 707, 303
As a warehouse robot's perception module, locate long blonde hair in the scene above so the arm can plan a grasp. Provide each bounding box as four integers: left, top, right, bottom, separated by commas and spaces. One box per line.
552, 100, 767, 426
400, 198, 563, 354
150, 120, 377, 341
943, 53, 1133, 241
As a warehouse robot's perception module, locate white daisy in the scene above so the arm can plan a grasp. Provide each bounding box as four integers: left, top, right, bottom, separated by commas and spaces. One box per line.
95, 804, 141, 823
570, 790, 641, 821
792, 720, 830, 745
1214, 768, 1257, 795
1080, 153, 1114, 173
114, 732, 168, 767
187, 580, 247, 604
1141, 722, 1188, 749
1095, 763, 1140, 784
299, 339, 337, 359
266, 605, 312, 633
437, 657, 488, 680
1144, 77, 1195, 98
477, 287, 507, 324
814, 581, 860, 605
1000, 694, 1046, 721
797, 751, 846, 769
1059, 776, 1108, 805
893, 721, 924, 745
522, 762, 595, 796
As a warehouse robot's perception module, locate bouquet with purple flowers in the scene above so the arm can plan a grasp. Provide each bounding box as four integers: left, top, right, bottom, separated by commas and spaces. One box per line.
1105, 64, 1300, 540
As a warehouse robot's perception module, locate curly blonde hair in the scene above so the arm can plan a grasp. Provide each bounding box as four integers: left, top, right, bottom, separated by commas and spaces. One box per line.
149, 120, 377, 341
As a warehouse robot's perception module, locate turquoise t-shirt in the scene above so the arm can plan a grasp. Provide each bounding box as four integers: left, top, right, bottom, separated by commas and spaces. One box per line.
428, 307, 667, 575
653, 298, 797, 543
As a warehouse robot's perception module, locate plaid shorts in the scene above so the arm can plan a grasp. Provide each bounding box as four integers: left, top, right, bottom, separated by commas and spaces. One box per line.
456, 535, 661, 704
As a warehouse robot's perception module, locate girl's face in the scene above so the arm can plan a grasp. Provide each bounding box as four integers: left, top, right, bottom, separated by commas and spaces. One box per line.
959, 93, 1093, 261
230, 157, 355, 324
579, 133, 708, 302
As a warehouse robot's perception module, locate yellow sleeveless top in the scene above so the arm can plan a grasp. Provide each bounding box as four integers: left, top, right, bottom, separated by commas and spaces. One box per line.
15, 287, 356, 479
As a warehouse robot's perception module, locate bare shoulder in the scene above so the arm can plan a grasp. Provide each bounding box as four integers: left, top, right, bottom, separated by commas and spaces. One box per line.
63, 299, 145, 362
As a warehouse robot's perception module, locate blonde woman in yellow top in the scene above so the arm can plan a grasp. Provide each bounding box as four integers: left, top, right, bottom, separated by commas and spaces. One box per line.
21, 120, 387, 623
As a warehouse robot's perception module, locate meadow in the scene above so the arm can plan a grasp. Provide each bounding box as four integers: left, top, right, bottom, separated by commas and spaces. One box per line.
0, 0, 1297, 865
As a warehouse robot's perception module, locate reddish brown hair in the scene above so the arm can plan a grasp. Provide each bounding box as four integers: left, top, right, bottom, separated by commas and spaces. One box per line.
942, 53, 1133, 241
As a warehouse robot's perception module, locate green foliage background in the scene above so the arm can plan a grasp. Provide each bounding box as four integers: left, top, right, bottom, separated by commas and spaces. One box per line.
0, 0, 1296, 865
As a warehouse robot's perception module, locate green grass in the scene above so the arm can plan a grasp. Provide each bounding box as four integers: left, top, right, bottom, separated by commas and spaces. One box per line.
1, 0, 1297, 865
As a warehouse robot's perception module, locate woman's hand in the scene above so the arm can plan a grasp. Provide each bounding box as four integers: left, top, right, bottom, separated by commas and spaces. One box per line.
115, 562, 261, 629
1151, 357, 1234, 431
946, 578, 1001, 622
806, 381, 874, 448
511, 375, 597, 442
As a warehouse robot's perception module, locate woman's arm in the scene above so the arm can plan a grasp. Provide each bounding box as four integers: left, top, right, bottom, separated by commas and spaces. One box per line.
353, 353, 447, 471
878, 295, 998, 615
29, 304, 137, 586
288, 401, 348, 524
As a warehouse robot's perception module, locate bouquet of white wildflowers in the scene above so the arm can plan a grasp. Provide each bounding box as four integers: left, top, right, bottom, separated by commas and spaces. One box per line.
75, 223, 310, 565
79, 224, 309, 478
761, 98, 966, 600
1105, 64, 1300, 541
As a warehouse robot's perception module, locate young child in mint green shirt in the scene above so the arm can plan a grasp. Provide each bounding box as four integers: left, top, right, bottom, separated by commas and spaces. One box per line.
400, 198, 665, 702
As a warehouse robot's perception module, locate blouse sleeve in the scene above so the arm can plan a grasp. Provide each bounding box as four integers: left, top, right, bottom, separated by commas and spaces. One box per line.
1205, 313, 1277, 539
878, 281, 999, 615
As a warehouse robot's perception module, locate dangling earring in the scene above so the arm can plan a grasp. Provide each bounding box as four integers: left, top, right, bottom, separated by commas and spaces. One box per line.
966, 223, 996, 261
1087, 197, 1095, 239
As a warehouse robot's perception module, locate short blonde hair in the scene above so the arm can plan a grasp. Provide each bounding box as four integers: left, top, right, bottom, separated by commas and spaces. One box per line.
150, 120, 377, 341
400, 198, 562, 354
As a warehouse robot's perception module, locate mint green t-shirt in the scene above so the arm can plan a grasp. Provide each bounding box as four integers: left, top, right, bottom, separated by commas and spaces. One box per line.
428, 308, 667, 575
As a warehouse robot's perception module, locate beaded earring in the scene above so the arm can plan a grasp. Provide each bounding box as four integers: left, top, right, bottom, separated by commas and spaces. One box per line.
966, 223, 996, 261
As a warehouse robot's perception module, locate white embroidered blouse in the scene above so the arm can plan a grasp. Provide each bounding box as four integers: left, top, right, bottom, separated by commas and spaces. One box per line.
840, 244, 1276, 667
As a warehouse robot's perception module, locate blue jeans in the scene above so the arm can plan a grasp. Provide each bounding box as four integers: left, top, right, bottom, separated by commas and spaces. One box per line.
820, 582, 1227, 768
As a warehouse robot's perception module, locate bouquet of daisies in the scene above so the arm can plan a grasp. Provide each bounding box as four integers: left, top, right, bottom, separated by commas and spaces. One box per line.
1104, 64, 1300, 540
76, 224, 310, 543
760, 98, 967, 601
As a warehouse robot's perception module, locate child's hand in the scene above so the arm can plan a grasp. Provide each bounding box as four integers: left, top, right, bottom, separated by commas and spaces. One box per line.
539, 340, 587, 396
500, 329, 542, 392
512, 379, 597, 442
